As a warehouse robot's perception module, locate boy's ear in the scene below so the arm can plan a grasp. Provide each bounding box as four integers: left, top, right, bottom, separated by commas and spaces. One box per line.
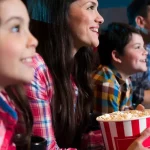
112, 50, 122, 63
135, 16, 145, 28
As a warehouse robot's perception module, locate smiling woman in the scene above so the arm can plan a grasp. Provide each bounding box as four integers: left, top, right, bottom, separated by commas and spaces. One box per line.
23, 0, 104, 149
0, 0, 38, 149
68, 0, 103, 50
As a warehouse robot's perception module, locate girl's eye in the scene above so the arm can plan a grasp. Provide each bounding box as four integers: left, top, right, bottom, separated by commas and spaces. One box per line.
11, 25, 20, 33
135, 46, 140, 49
87, 5, 95, 10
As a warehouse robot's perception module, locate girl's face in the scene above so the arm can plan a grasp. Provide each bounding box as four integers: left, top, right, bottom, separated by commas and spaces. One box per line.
0, 0, 38, 87
68, 0, 104, 49
119, 33, 148, 75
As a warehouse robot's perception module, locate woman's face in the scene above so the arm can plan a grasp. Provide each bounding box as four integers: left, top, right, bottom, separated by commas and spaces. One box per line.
0, 0, 38, 87
68, 0, 104, 49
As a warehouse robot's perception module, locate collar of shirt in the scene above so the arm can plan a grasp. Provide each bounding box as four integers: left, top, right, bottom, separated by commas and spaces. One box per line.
108, 65, 132, 91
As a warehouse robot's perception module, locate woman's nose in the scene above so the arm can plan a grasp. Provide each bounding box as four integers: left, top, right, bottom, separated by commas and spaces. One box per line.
96, 11, 104, 25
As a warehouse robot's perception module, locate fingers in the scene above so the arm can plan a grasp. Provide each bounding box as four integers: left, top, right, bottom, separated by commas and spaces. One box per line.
127, 128, 150, 150
121, 104, 145, 111
136, 104, 145, 111
137, 128, 150, 144
121, 105, 133, 111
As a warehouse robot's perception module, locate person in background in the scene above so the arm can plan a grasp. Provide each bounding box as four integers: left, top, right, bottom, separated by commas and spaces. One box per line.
127, 0, 150, 107
93, 22, 148, 115
0, 0, 38, 149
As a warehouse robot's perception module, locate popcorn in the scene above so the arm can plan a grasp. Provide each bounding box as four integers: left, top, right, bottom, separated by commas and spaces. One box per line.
96, 109, 150, 150
96, 110, 150, 121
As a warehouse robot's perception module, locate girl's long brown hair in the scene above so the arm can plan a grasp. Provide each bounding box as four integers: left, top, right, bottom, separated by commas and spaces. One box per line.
5, 85, 33, 150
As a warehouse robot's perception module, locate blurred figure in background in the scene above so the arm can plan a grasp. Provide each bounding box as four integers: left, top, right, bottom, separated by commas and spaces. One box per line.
127, 0, 150, 108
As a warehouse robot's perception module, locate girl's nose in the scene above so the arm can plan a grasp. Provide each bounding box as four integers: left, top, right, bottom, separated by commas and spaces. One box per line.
27, 32, 38, 49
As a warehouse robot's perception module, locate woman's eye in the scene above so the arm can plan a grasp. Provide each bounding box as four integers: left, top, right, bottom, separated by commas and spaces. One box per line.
87, 5, 95, 10
11, 25, 20, 33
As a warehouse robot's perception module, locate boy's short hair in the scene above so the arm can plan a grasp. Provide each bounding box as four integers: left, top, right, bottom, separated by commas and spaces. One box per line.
127, 0, 150, 26
98, 22, 141, 66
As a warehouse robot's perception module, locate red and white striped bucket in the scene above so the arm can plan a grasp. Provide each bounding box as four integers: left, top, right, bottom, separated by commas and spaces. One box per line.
98, 117, 150, 150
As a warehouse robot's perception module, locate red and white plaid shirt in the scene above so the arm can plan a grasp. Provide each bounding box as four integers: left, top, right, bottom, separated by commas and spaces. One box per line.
0, 90, 17, 150
25, 53, 78, 150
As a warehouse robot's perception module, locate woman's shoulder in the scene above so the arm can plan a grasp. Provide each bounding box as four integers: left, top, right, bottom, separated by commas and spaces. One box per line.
25, 53, 54, 101
28, 53, 53, 93
32, 53, 51, 76
32, 53, 47, 68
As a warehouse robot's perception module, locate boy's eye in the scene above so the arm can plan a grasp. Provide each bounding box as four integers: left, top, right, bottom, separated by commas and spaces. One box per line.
11, 25, 20, 33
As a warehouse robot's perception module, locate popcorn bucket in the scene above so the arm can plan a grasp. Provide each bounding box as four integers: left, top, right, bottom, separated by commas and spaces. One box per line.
97, 111, 150, 150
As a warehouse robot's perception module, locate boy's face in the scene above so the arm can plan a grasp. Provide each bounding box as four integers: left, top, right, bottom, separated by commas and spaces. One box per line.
119, 33, 148, 75
0, 0, 38, 87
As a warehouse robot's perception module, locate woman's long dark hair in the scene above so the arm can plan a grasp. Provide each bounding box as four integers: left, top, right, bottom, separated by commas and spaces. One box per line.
5, 85, 33, 150
28, 0, 93, 148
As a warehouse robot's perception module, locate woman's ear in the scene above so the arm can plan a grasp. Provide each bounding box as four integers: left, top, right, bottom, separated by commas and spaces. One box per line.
112, 50, 122, 63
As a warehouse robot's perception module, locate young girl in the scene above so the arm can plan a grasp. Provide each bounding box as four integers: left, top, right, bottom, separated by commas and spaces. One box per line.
93, 22, 148, 115
0, 0, 38, 149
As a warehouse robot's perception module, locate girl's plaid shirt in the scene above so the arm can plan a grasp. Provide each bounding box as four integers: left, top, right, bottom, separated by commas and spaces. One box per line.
0, 90, 17, 150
